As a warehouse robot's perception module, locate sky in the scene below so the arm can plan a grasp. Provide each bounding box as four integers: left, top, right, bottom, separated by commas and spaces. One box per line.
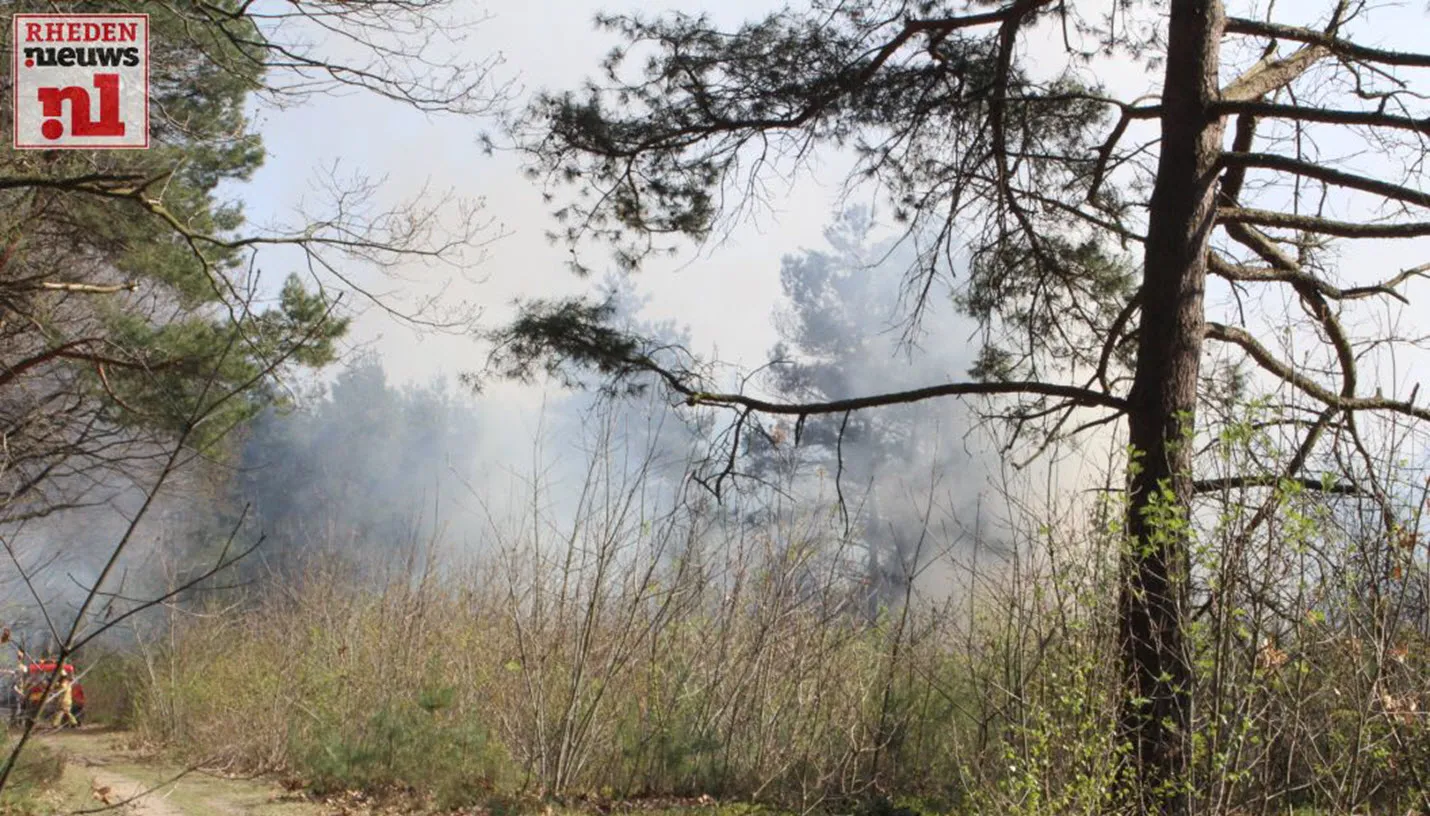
244, 0, 841, 375
228, 0, 889, 481
229, 0, 1430, 492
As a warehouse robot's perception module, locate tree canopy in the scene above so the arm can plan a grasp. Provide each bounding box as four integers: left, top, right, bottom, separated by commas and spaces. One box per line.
0, 0, 496, 524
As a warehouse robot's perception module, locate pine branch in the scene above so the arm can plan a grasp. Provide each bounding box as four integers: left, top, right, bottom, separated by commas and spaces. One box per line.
1221, 43, 1328, 103
680, 378, 1127, 415
1216, 207, 1430, 238
1212, 101, 1430, 134
1208, 253, 1427, 304
36, 281, 139, 295
1225, 17, 1430, 68
1221, 152, 1430, 209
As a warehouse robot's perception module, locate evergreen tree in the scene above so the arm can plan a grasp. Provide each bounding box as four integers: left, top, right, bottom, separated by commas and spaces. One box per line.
0, 0, 493, 520
752, 206, 975, 614
233, 356, 483, 578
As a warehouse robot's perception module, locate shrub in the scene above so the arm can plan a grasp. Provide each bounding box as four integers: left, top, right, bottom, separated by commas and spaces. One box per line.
0, 743, 66, 816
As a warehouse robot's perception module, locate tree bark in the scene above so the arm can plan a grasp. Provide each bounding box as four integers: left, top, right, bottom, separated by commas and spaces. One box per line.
1121, 0, 1225, 813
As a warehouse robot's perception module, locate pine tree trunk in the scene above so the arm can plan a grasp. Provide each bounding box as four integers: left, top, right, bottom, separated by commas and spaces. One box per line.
1121, 0, 1224, 813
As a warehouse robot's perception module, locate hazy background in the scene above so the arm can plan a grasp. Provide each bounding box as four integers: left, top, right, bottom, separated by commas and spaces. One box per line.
9, 0, 1428, 643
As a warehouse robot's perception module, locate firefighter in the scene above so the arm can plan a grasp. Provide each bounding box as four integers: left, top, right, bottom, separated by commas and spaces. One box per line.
51, 671, 78, 728
11, 653, 28, 724
7, 683, 18, 724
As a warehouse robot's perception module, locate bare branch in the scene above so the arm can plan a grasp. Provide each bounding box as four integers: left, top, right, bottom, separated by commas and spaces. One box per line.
1192, 475, 1360, 494
1207, 322, 1430, 422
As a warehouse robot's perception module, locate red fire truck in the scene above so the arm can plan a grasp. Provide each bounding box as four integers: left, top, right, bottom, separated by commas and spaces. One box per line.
12, 661, 85, 725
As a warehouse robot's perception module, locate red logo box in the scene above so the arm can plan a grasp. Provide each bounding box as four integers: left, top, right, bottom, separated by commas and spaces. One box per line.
12, 14, 150, 149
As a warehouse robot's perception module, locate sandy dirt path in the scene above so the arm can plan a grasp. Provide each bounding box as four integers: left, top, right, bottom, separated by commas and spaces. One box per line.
82, 766, 186, 816
30, 728, 322, 816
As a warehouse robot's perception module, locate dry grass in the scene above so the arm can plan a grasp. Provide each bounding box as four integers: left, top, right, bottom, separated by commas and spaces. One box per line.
129, 425, 1430, 815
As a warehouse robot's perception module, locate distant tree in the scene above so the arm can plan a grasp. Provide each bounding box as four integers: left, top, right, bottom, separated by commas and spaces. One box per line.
493, 2, 1430, 812
233, 356, 483, 577
750, 206, 974, 615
